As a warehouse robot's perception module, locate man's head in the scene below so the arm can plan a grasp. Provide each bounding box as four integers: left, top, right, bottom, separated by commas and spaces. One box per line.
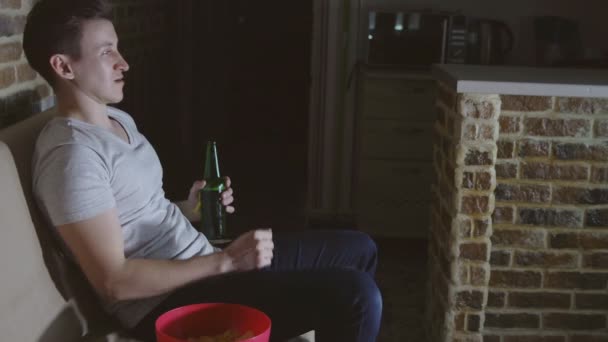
23, 0, 129, 104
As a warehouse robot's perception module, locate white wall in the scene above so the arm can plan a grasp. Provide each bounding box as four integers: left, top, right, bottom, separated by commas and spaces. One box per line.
360, 0, 608, 65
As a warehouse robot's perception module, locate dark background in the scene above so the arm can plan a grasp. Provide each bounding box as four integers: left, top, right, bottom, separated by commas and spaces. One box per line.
120, 0, 313, 234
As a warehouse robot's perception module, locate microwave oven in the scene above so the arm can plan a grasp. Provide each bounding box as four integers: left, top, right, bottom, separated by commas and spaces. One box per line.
364, 11, 468, 68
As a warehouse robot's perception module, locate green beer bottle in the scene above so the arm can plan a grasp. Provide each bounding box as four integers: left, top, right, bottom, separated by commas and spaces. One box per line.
199, 141, 227, 241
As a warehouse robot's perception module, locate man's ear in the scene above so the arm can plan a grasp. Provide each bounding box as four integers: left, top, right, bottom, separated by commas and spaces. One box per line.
49, 54, 75, 81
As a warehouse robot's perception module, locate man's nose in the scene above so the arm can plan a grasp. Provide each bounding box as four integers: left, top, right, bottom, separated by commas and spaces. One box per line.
116, 53, 130, 72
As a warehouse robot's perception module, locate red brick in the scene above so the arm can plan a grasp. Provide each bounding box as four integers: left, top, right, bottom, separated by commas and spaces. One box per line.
0, 42, 21, 63
465, 149, 494, 166
461, 195, 490, 215
591, 166, 608, 183
0, 66, 15, 89
461, 97, 497, 119
460, 243, 488, 261
490, 250, 511, 266
470, 265, 486, 286
490, 270, 541, 288
554, 187, 608, 205
485, 312, 540, 329
556, 97, 608, 114
570, 335, 608, 342
514, 250, 578, 268
543, 313, 606, 330
521, 162, 588, 181
504, 336, 565, 342
498, 140, 515, 159
519, 140, 550, 158
16, 63, 36, 82
581, 233, 608, 249
487, 291, 505, 307
480, 124, 495, 140
462, 172, 474, 189
473, 218, 490, 237
500, 116, 521, 134
496, 162, 518, 179
575, 293, 608, 310
508, 291, 570, 309
464, 124, 477, 140
583, 252, 608, 269
0, 0, 21, 9
594, 119, 608, 138
455, 290, 484, 310
518, 208, 582, 228
554, 143, 608, 161
524, 118, 590, 137
545, 272, 608, 290
501, 95, 552, 111
454, 312, 465, 331
550, 232, 608, 249
491, 228, 545, 248
493, 206, 514, 224
467, 313, 480, 332
495, 183, 551, 203
549, 232, 579, 249
586, 209, 608, 227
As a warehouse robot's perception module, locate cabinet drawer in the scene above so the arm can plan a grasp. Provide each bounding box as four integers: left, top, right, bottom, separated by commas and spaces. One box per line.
357, 160, 433, 202
360, 120, 433, 161
362, 78, 436, 121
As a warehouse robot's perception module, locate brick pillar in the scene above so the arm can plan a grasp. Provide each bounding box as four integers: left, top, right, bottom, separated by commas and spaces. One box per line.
427, 83, 501, 342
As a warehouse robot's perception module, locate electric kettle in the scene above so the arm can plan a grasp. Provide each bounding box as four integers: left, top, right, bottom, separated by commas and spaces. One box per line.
468, 19, 514, 65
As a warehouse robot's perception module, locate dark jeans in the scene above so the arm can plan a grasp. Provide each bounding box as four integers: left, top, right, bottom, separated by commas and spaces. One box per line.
130, 230, 382, 342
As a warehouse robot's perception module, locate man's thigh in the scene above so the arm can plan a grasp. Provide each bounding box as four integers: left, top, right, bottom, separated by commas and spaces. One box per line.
270, 230, 377, 275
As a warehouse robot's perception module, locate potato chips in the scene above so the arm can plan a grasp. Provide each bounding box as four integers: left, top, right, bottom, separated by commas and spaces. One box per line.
187, 329, 254, 342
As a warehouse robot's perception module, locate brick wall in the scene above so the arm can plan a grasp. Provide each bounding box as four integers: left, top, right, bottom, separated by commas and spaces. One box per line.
0, 0, 170, 130
488, 96, 608, 342
428, 85, 608, 341
0, 0, 52, 128
427, 84, 500, 342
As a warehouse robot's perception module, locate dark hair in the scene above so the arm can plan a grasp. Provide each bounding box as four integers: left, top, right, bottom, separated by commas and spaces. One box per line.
22, 0, 113, 86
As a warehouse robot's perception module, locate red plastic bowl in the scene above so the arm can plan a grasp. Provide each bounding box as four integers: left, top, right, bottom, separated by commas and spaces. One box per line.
155, 303, 271, 342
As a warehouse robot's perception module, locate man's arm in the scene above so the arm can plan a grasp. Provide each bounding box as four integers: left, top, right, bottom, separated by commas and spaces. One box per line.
57, 207, 273, 303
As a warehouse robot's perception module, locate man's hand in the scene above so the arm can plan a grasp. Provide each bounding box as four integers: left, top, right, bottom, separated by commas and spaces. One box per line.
188, 177, 235, 214
180, 177, 235, 221
222, 229, 274, 271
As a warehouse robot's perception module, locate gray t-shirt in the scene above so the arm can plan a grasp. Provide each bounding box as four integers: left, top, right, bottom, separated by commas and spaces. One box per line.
32, 106, 217, 328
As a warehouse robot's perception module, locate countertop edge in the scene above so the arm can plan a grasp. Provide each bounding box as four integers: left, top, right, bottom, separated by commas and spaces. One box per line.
432, 64, 608, 98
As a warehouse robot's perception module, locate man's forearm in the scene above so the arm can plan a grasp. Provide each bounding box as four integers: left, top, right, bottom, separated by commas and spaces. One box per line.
175, 200, 201, 222
106, 251, 234, 302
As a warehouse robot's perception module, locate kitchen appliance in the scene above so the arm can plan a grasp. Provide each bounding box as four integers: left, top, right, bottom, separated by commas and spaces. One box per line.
467, 19, 514, 65
364, 10, 467, 68
363, 10, 515, 68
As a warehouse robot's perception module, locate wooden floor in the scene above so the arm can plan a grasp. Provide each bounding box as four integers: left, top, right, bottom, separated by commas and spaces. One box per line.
375, 237, 429, 342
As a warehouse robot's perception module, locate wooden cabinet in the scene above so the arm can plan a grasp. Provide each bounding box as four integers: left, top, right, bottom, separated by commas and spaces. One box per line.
355, 69, 436, 238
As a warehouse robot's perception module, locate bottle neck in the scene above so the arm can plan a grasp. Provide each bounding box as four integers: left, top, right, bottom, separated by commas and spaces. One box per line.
203, 141, 221, 180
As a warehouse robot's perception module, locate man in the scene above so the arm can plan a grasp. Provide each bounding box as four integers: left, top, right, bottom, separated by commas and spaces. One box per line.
24, 0, 382, 341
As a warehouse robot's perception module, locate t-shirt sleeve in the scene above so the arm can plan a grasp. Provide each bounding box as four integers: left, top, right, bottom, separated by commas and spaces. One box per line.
35, 144, 116, 226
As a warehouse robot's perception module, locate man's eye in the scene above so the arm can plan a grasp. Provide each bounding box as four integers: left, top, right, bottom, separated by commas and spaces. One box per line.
102, 50, 111, 55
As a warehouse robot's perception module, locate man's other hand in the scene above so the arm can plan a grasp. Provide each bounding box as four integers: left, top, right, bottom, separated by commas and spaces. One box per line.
223, 229, 274, 271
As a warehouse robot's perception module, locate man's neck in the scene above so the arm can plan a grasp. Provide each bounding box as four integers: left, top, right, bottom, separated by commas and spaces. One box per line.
55, 87, 111, 129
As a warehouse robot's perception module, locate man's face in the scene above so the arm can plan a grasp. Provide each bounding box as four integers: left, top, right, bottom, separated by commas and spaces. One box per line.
68, 19, 129, 104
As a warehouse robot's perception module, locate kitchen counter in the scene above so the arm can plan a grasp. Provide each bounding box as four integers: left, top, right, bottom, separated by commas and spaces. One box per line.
433, 64, 608, 98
